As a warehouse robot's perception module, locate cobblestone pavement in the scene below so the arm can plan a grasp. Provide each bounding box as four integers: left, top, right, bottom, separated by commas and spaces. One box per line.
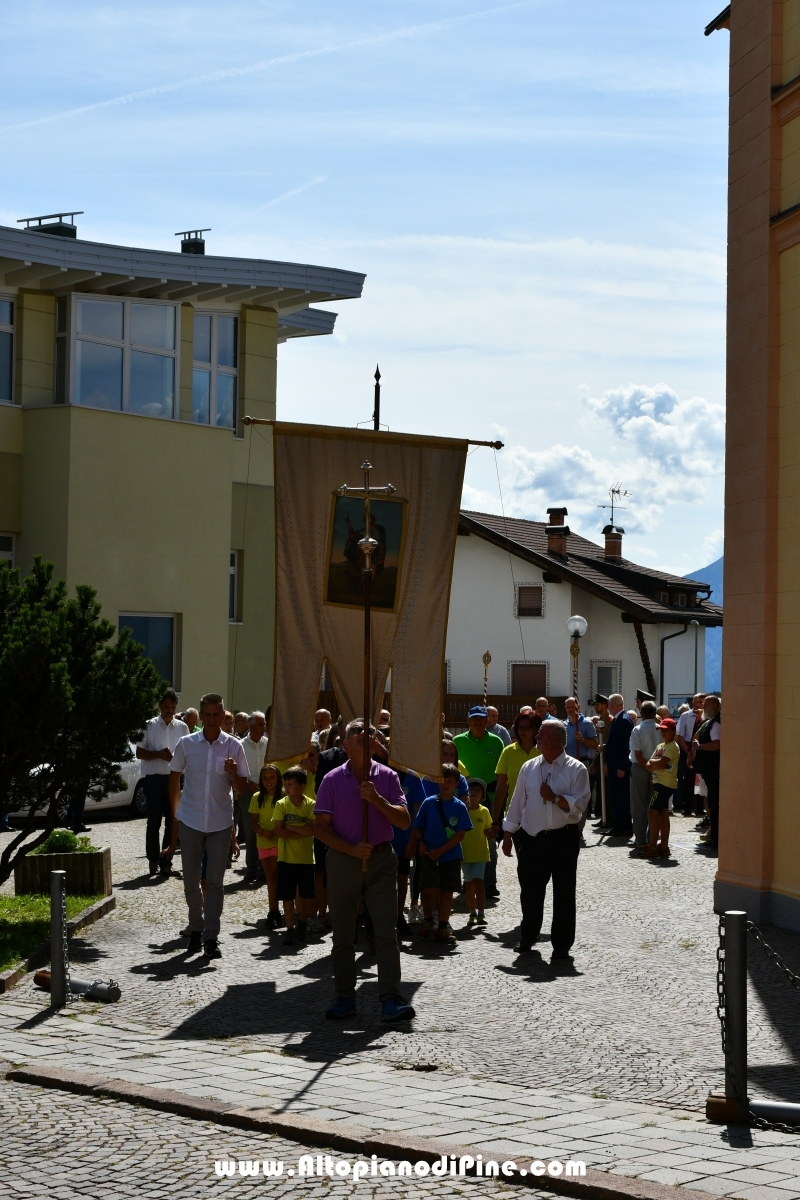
2, 814, 800, 1200
0, 1077, 530, 1200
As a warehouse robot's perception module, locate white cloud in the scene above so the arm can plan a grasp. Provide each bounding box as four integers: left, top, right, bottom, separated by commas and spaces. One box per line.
485, 382, 725, 539
702, 528, 724, 564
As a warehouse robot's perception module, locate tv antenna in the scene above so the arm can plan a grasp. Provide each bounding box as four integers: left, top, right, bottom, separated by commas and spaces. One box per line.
597, 484, 631, 526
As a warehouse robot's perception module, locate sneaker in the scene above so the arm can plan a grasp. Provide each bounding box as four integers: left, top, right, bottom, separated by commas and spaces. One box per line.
475, 912, 487, 926
467, 913, 479, 928
275, 911, 285, 928
408, 905, 422, 923
187, 931, 203, 954
381, 997, 416, 1022
203, 938, 221, 959
149, 861, 159, 875
656, 844, 671, 858
417, 918, 434, 939
296, 920, 308, 942
265, 911, 278, 930
306, 917, 324, 934
283, 929, 296, 946
637, 845, 657, 858
435, 923, 456, 943
326, 996, 356, 1019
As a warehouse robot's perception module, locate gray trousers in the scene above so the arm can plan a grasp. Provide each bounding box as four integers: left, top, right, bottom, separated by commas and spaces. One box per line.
630, 763, 652, 847
179, 822, 230, 938
326, 845, 402, 1001
237, 792, 258, 873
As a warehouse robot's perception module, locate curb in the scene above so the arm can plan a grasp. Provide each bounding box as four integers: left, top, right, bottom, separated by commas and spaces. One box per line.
0, 895, 116, 994
5, 1063, 713, 1200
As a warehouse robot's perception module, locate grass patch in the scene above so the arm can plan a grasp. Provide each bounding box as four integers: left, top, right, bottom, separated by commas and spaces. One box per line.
0, 893, 102, 972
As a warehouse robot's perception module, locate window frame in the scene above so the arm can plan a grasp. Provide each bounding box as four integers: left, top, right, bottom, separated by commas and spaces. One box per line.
229, 550, 242, 624
506, 660, 549, 696
592, 659, 622, 698
191, 310, 239, 431
0, 294, 15, 406
514, 581, 545, 619
0, 533, 15, 565
67, 294, 180, 419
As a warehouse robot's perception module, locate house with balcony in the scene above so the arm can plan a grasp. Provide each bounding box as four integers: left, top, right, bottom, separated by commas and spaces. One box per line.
0, 214, 364, 709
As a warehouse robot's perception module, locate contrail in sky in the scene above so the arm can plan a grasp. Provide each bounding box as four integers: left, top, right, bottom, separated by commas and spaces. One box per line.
0, 1, 540, 135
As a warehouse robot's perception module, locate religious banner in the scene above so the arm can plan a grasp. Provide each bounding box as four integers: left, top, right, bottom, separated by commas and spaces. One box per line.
268, 422, 468, 778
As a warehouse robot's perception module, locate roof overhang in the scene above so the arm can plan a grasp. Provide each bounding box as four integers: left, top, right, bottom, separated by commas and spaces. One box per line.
458, 511, 723, 627
705, 6, 730, 35
0, 225, 365, 322
277, 307, 337, 343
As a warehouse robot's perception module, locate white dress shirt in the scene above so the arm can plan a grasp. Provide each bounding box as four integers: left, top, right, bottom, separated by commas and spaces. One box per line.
241, 734, 268, 782
137, 715, 190, 776
629, 719, 662, 765
503, 750, 590, 835
170, 730, 249, 833
676, 709, 700, 742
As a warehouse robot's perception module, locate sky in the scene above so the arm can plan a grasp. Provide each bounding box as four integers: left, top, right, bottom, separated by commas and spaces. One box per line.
0, 1, 730, 577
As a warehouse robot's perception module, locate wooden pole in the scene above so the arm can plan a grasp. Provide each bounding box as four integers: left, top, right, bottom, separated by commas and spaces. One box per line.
361, 463, 372, 873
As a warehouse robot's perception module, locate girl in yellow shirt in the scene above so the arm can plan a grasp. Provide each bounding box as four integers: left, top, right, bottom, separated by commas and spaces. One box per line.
249, 765, 283, 928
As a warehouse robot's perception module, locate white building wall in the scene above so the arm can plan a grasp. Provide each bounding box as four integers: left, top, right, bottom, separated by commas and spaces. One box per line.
446, 533, 707, 710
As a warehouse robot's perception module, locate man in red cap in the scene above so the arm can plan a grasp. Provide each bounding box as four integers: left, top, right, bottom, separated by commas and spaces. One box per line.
639, 717, 679, 859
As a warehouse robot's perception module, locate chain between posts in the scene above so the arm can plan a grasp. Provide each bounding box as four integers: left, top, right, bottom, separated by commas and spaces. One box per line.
716, 914, 800, 1134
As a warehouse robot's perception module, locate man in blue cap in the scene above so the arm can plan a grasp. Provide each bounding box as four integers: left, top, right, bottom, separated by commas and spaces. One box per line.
454, 706, 505, 897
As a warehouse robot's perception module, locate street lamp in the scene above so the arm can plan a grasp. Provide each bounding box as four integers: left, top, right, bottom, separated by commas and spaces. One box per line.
566, 614, 588, 701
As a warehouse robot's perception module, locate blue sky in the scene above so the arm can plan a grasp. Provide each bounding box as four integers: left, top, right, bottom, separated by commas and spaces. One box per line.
0, 1, 729, 576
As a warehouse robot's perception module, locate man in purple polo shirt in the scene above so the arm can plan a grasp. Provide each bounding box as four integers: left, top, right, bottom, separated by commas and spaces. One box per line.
315, 718, 416, 1023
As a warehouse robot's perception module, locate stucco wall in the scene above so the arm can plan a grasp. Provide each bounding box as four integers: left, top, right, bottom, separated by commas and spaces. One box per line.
0, 404, 23, 533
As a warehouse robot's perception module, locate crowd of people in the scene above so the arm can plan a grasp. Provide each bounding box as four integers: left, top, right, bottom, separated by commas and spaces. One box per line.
129, 684, 721, 1020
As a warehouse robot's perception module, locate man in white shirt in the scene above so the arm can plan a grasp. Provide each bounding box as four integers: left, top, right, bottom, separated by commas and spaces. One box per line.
629, 700, 662, 849
676, 693, 705, 817
136, 688, 189, 875
165, 693, 251, 958
239, 711, 268, 881
502, 720, 590, 967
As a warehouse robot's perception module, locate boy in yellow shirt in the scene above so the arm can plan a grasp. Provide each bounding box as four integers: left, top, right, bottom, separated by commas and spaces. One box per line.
462, 778, 493, 929
273, 767, 316, 946
640, 718, 680, 859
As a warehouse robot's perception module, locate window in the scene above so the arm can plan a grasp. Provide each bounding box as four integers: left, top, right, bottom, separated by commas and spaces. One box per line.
509, 662, 548, 697
677, 593, 686, 608
516, 583, 544, 617
0, 535, 14, 565
0, 299, 13, 404
192, 313, 238, 429
593, 660, 621, 697
229, 551, 240, 622
659, 591, 668, 605
119, 614, 175, 684
71, 297, 177, 418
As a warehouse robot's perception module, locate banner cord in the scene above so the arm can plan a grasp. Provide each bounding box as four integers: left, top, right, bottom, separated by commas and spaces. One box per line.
493, 448, 527, 663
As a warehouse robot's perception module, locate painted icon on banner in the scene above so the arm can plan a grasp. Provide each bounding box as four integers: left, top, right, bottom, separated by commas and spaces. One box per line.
325, 494, 406, 611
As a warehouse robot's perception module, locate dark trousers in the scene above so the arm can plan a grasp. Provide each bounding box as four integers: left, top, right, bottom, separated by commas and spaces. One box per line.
682, 762, 700, 815
608, 770, 632, 834
144, 775, 172, 865
67, 782, 89, 832
705, 774, 720, 845
516, 824, 580, 955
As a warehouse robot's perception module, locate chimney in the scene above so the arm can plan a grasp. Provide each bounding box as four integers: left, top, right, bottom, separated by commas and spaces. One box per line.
176, 228, 210, 255
546, 507, 569, 555
18, 211, 83, 238
603, 524, 624, 561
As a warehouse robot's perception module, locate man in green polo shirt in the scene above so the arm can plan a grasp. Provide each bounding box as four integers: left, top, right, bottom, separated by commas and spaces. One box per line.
454, 706, 505, 899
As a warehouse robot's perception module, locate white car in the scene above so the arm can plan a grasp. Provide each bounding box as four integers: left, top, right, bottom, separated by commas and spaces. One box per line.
15, 745, 147, 822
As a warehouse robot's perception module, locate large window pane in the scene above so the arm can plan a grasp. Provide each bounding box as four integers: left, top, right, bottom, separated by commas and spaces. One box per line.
131, 303, 175, 350
130, 351, 174, 418
76, 298, 123, 341
193, 313, 212, 363
192, 368, 210, 424
0, 331, 11, 403
0, 300, 13, 325
75, 340, 123, 409
217, 316, 237, 368
119, 615, 174, 685
216, 373, 236, 428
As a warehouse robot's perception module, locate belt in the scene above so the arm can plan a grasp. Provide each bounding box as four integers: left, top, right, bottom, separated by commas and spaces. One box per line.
370, 841, 391, 855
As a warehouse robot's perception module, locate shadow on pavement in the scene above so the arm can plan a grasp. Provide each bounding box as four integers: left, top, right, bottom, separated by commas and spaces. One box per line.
746, 924, 800, 1103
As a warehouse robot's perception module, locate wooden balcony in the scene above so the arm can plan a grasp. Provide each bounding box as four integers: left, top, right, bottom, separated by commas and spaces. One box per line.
317, 691, 570, 732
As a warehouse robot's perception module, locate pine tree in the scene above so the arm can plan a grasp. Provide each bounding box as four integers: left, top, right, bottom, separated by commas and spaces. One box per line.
0, 557, 162, 885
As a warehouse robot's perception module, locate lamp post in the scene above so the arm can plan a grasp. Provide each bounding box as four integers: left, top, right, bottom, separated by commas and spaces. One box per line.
566, 615, 588, 701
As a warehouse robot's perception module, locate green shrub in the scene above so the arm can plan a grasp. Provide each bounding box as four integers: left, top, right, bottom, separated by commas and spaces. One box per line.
31, 828, 98, 855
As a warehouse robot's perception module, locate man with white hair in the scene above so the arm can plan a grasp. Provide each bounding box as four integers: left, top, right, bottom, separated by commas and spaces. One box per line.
238, 711, 267, 881
502, 720, 590, 967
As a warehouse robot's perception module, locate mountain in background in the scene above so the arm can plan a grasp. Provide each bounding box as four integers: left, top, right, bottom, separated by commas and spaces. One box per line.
687, 556, 723, 691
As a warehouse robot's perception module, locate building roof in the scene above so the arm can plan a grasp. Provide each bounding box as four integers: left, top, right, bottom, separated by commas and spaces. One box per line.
459, 509, 723, 627
705, 6, 730, 35
0, 222, 364, 342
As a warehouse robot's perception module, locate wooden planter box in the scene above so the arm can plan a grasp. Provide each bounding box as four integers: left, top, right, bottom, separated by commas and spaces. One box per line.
14, 847, 112, 897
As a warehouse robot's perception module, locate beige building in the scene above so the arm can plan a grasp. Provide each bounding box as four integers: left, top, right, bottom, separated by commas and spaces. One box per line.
0, 216, 363, 711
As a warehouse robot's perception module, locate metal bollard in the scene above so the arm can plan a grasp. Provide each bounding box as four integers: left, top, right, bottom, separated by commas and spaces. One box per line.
49, 870, 68, 1008
724, 910, 748, 1113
